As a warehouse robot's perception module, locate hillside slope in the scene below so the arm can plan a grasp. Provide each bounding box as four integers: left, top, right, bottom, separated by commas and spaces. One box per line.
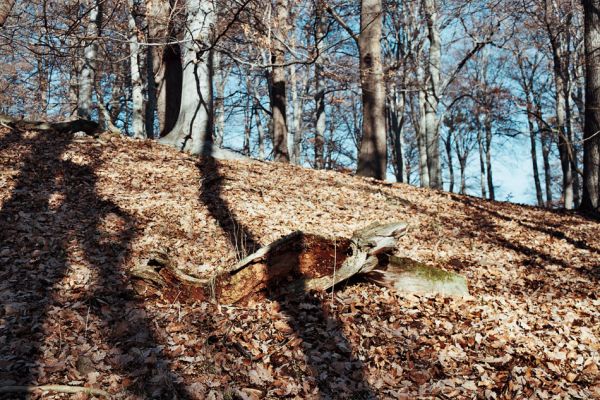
0, 129, 599, 399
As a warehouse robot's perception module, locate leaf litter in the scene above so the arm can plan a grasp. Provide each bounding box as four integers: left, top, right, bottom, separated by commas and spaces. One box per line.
0, 129, 598, 399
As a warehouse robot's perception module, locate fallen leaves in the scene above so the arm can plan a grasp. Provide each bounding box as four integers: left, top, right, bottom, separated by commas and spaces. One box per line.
0, 128, 599, 398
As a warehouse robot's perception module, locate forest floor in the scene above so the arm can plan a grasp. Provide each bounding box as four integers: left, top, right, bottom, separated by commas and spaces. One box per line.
0, 128, 599, 400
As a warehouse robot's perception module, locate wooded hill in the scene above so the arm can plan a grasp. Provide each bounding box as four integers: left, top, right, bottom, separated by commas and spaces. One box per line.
0, 127, 599, 399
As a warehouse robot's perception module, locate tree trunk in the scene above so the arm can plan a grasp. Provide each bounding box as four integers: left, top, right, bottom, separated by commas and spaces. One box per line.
526, 99, 544, 207
582, 0, 600, 212
77, 0, 102, 120
269, 0, 290, 163
314, 0, 327, 169
417, 85, 430, 187
547, 24, 574, 209
388, 86, 406, 183
128, 0, 146, 139
254, 102, 266, 159
444, 130, 454, 192
0, 0, 15, 28
159, 0, 214, 155
484, 116, 495, 201
541, 128, 554, 207
289, 61, 305, 164
214, 51, 227, 147
243, 96, 251, 156
147, 0, 182, 137
477, 120, 487, 199
356, 0, 387, 180
423, 0, 442, 189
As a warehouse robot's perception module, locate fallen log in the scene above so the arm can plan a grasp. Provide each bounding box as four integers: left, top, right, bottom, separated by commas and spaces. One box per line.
131, 222, 469, 304
0, 114, 100, 135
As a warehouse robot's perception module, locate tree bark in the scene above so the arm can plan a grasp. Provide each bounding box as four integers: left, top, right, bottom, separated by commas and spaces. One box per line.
423, 0, 442, 189
476, 119, 487, 199
214, 52, 228, 148
0, 0, 15, 28
527, 101, 544, 207
444, 130, 454, 192
545, 5, 574, 209
314, 0, 327, 169
582, 0, 600, 212
356, 0, 387, 180
77, 0, 102, 120
416, 82, 430, 187
388, 86, 407, 183
269, 0, 290, 163
147, 0, 183, 137
289, 60, 305, 164
128, 0, 146, 139
484, 116, 495, 201
159, 0, 214, 155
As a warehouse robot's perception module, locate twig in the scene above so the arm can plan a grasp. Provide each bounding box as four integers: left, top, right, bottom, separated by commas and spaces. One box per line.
0, 385, 111, 397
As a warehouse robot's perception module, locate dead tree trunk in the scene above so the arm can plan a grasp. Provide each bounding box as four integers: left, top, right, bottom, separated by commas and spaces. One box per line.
132, 222, 468, 304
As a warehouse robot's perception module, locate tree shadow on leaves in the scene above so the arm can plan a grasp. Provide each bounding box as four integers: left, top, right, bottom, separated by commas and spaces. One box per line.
198, 139, 376, 399
0, 129, 188, 399
409, 194, 599, 286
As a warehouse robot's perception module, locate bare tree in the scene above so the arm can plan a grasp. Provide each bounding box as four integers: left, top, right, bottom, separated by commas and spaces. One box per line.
160, 0, 215, 154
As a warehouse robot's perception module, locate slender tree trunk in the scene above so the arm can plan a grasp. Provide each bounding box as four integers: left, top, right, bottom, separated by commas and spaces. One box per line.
582, 0, 600, 212
566, 96, 581, 206
423, 0, 442, 189
77, 0, 102, 120
0, 0, 15, 28
289, 61, 305, 164
243, 96, 251, 156
416, 85, 430, 187
314, 0, 327, 169
269, 0, 290, 163
444, 131, 454, 193
540, 128, 554, 207
477, 120, 487, 199
147, 0, 182, 137
356, 0, 387, 180
526, 99, 544, 207
254, 104, 266, 159
484, 116, 495, 201
459, 158, 467, 195
547, 28, 574, 209
128, 0, 146, 139
145, 44, 156, 138
214, 52, 228, 147
159, 0, 214, 154
388, 86, 406, 183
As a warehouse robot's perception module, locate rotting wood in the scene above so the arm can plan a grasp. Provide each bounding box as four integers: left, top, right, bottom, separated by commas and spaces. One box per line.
132, 222, 469, 304
0, 114, 100, 135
